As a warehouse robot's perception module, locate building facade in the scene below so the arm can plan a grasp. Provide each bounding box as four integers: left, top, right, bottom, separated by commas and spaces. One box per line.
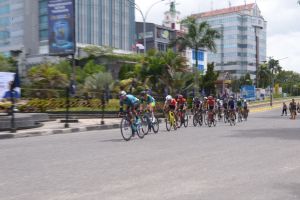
193, 3, 267, 80
162, 1, 181, 31
136, 22, 176, 52
0, 0, 136, 57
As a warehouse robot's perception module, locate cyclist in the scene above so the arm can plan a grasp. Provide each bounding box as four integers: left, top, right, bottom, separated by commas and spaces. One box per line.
228, 96, 236, 119
176, 94, 187, 111
216, 99, 223, 119
236, 98, 243, 120
163, 95, 178, 125
202, 97, 208, 111
243, 99, 249, 116
192, 96, 202, 114
119, 91, 140, 124
139, 91, 156, 121
207, 95, 215, 122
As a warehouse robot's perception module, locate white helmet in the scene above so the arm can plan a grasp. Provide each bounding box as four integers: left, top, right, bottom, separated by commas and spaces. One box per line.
244, 99, 247, 102
204, 97, 208, 100
120, 91, 127, 97
166, 95, 172, 101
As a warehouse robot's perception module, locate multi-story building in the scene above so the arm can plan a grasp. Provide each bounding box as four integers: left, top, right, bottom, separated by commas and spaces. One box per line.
0, 0, 136, 57
135, 22, 176, 52
193, 3, 267, 80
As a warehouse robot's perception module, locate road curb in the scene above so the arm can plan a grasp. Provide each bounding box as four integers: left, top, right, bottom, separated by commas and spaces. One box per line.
0, 123, 121, 140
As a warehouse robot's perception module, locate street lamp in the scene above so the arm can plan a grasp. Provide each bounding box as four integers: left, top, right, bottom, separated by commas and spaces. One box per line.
127, 0, 165, 54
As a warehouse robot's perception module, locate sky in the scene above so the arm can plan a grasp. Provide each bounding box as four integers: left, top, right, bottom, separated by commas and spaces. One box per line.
134, 0, 300, 73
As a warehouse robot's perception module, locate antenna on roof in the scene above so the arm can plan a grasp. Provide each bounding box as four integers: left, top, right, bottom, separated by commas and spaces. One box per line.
228, 1, 232, 7
210, 0, 214, 11
244, 0, 247, 5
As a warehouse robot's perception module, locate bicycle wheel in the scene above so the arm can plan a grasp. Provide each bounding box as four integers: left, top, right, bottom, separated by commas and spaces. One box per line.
203, 112, 208, 126
136, 117, 145, 139
193, 114, 198, 127
151, 116, 159, 133
166, 115, 171, 131
183, 113, 189, 127
230, 114, 236, 126
213, 115, 217, 127
120, 117, 132, 141
238, 113, 242, 122
199, 114, 203, 126
141, 115, 149, 135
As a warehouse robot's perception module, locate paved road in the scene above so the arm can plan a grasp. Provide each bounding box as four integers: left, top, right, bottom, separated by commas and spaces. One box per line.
1, 109, 300, 200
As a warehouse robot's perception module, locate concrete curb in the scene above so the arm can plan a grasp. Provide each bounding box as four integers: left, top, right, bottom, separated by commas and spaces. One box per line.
0, 123, 120, 140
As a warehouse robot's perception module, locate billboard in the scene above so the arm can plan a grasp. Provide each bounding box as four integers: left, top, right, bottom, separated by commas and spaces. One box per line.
241, 85, 256, 100
0, 72, 21, 100
48, 0, 75, 55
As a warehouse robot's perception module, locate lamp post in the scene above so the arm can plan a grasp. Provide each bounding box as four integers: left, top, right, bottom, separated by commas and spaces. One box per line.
253, 25, 263, 87
127, 0, 165, 54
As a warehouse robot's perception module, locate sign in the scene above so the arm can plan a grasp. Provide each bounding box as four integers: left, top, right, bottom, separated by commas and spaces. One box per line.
241, 85, 256, 100
48, 0, 75, 55
0, 72, 17, 100
138, 31, 153, 39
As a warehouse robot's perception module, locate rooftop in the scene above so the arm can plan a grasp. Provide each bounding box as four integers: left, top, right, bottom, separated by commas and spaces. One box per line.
192, 3, 255, 18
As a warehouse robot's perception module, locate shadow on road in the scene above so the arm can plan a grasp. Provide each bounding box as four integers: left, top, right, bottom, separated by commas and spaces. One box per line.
273, 183, 300, 199
227, 128, 300, 141
100, 138, 126, 143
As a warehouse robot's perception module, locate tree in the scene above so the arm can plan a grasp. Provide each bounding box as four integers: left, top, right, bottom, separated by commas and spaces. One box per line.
83, 45, 113, 57
84, 72, 113, 98
171, 17, 221, 96
257, 63, 271, 88
27, 63, 68, 98
0, 54, 15, 72
202, 63, 219, 96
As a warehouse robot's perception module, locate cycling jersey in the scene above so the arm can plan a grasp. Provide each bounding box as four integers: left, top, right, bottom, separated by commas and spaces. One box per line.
165, 99, 177, 109
141, 94, 155, 104
237, 100, 242, 107
177, 98, 187, 105
228, 100, 235, 109
120, 95, 139, 107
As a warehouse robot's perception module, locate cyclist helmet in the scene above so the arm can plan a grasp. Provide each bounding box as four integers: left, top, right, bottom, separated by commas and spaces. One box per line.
204, 97, 208, 100
120, 90, 127, 97
166, 95, 172, 101
244, 99, 247, 102
178, 95, 183, 99
140, 91, 146, 96
193, 97, 199, 101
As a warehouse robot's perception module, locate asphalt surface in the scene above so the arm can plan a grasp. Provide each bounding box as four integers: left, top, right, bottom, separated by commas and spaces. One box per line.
1, 109, 300, 200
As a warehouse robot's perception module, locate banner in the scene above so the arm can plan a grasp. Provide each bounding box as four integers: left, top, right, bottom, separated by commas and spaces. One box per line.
0, 72, 21, 100
241, 85, 256, 101
48, 0, 75, 55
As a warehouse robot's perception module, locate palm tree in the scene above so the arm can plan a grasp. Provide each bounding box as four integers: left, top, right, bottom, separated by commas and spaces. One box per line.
171, 17, 221, 96
84, 72, 113, 98
257, 63, 271, 88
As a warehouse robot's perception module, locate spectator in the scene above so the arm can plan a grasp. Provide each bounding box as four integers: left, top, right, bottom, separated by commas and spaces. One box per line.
281, 102, 287, 116
290, 99, 297, 120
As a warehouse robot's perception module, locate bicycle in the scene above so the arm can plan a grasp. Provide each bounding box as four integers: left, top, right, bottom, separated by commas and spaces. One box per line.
223, 109, 229, 123
192, 109, 203, 127
228, 109, 236, 126
165, 110, 177, 131
207, 109, 216, 127
120, 112, 146, 141
243, 108, 249, 121
141, 110, 159, 135
177, 109, 188, 128
237, 108, 243, 123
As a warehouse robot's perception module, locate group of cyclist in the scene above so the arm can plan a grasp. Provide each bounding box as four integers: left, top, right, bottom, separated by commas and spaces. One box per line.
119, 89, 249, 130
191, 95, 249, 123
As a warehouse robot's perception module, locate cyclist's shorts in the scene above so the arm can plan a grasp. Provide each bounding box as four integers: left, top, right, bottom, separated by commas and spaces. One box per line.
169, 105, 175, 110
179, 104, 184, 110
149, 102, 156, 107
208, 105, 214, 111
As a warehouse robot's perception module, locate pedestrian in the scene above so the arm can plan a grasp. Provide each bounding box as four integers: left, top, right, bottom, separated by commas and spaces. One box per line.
290, 99, 297, 120
297, 102, 300, 113
281, 102, 287, 116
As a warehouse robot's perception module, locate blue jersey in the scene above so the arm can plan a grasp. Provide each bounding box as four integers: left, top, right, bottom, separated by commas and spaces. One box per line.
228, 100, 235, 109
120, 95, 139, 107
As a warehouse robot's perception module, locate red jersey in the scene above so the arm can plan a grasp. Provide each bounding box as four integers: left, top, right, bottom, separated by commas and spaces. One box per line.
207, 99, 215, 106
166, 99, 177, 106
177, 98, 186, 105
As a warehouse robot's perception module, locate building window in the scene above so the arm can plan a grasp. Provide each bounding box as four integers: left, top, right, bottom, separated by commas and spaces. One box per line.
193, 50, 204, 61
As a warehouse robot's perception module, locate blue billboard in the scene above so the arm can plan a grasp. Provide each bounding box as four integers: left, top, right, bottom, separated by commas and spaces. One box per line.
48, 0, 75, 55
241, 85, 256, 100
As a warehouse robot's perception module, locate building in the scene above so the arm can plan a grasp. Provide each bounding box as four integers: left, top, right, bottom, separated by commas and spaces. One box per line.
162, 1, 181, 31
193, 3, 267, 80
135, 22, 176, 52
0, 0, 136, 59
